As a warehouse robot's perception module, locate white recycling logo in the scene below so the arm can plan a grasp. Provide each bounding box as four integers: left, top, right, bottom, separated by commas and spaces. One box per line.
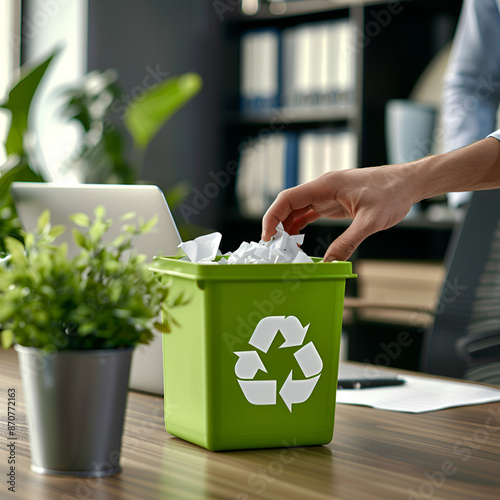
234, 316, 323, 412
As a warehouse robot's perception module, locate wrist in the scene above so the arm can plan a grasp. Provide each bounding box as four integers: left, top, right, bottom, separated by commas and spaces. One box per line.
408, 137, 500, 203
409, 154, 451, 203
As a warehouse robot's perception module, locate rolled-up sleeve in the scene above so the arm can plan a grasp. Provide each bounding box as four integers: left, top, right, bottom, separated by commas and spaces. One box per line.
488, 128, 500, 141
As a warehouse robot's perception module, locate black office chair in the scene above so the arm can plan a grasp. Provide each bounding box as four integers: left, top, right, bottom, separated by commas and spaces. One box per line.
421, 189, 500, 384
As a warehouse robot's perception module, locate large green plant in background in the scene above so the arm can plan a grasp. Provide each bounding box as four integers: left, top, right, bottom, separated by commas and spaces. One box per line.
0, 50, 56, 255
0, 47, 202, 256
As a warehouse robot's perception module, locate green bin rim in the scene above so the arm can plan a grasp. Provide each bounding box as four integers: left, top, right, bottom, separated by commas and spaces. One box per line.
150, 256, 357, 282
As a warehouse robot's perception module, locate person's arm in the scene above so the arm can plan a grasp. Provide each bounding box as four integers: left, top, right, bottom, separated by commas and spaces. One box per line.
261, 136, 500, 262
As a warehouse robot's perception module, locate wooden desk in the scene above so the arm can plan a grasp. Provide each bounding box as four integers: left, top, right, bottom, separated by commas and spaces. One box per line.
1, 348, 500, 500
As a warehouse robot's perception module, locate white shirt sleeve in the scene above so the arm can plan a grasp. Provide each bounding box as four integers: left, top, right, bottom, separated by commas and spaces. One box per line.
442, 0, 500, 153
488, 129, 500, 141
443, 0, 500, 207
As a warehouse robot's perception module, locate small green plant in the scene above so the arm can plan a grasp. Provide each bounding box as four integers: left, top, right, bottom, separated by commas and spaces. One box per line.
0, 207, 185, 351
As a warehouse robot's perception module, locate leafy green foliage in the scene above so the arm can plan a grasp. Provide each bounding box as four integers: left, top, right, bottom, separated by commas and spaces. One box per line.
0, 47, 61, 156
0, 156, 43, 206
59, 69, 202, 185
0, 208, 187, 351
0, 48, 203, 257
58, 69, 136, 184
0, 157, 44, 259
124, 72, 203, 150
57, 69, 204, 239
0, 48, 57, 254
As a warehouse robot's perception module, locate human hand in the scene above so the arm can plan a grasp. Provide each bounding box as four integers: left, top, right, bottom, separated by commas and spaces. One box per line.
261, 165, 418, 261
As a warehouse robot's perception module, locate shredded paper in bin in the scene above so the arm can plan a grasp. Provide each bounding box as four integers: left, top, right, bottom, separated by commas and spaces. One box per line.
178, 223, 314, 264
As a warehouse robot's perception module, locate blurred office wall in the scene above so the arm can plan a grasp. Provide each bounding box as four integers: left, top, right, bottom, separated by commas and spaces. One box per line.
88, 0, 223, 229
21, 0, 222, 229
22, 0, 88, 182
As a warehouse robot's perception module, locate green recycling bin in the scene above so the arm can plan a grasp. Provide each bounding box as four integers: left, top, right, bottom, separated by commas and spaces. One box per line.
151, 256, 356, 451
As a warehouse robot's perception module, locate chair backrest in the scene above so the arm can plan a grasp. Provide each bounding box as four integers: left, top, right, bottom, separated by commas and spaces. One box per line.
421, 189, 500, 381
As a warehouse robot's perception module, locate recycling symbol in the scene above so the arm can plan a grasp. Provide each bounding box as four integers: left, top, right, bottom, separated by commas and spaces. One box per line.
234, 316, 323, 412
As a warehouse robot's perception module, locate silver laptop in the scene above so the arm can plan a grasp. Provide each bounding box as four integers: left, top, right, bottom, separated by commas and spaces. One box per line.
11, 182, 182, 395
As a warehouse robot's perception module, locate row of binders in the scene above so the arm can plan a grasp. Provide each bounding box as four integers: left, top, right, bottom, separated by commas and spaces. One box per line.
240, 19, 357, 112
236, 130, 357, 218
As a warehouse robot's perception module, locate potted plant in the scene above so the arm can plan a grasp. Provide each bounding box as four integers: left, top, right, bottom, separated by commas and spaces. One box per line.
0, 207, 184, 477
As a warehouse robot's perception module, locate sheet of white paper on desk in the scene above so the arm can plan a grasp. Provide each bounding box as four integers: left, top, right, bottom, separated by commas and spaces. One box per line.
336, 374, 500, 413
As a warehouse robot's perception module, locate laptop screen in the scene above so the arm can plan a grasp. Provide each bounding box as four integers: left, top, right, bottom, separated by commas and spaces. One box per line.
11, 182, 182, 260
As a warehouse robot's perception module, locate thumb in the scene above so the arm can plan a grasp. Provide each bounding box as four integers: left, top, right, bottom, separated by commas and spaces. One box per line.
323, 218, 370, 262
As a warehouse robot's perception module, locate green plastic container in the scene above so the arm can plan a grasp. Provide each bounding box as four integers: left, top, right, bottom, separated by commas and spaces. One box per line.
151, 256, 356, 451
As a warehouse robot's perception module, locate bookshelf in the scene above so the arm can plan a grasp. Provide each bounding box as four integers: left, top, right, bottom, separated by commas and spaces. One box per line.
216, 0, 461, 259
215, 0, 462, 370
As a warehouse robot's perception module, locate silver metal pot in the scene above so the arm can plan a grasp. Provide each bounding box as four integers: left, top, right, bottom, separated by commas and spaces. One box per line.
15, 345, 133, 477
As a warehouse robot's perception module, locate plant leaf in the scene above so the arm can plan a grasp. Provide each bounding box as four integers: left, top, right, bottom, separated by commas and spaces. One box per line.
5, 237, 25, 264
0, 47, 61, 156
124, 72, 202, 149
0, 157, 44, 206
69, 213, 91, 227
173, 291, 186, 306
48, 224, 65, 239
94, 205, 106, 220
72, 228, 88, 249
1, 330, 14, 349
154, 321, 171, 333
23, 232, 34, 250
37, 210, 50, 233
120, 211, 136, 221
141, 214, 158, 234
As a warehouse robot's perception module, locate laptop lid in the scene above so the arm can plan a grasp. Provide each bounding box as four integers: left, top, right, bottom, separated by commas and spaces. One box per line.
10, 182, 182, 260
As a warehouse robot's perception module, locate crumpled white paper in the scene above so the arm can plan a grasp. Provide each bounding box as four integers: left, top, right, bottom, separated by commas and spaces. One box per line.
178, 223, 313, 265
178, 232, 222, 264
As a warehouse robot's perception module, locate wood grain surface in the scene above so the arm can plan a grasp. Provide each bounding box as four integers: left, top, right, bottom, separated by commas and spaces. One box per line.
1, 348, 500, 500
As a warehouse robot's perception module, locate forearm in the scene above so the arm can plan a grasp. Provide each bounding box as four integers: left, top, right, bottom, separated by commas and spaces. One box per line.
409, 137, 500, 202
261, 135, 500, 261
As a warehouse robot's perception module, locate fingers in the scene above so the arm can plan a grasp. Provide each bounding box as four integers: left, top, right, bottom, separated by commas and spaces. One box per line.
323, 216, 371, 262
261, 207, 286, 242
280, 207, 314, 233
283, 209, 322, 234
261, 183, 323, 241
